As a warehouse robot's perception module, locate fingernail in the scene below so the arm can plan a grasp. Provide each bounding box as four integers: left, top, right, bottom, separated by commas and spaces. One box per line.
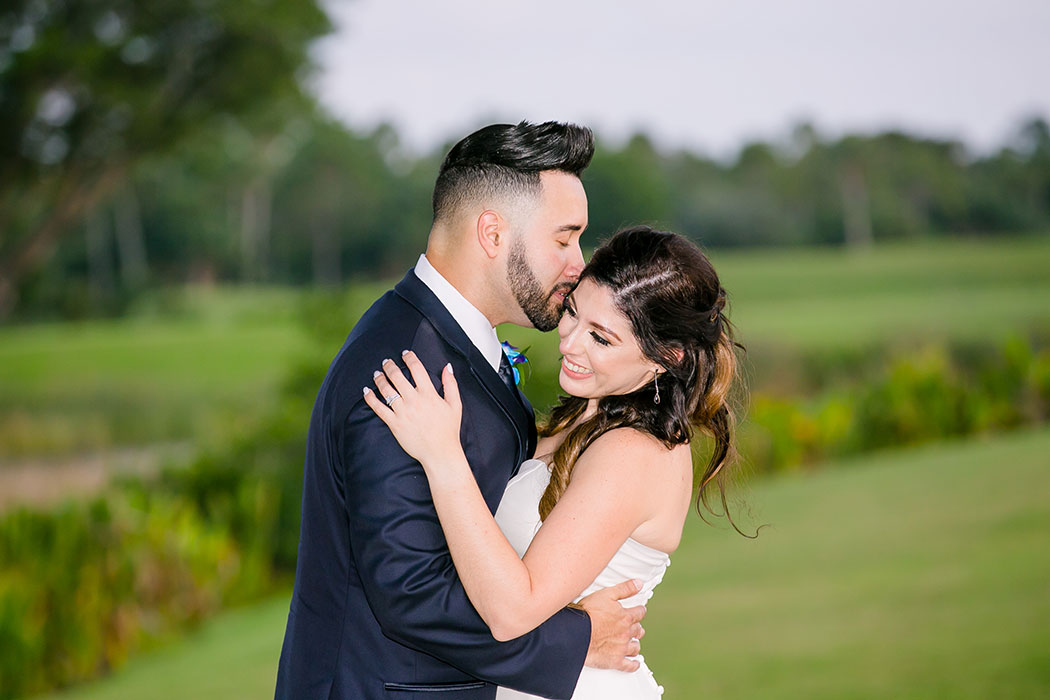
633, 579, 643, 590
373, 370, 382, 378
382, 358, 392, 365
362, 387, 372, 395
401, 349, 410, 356
445, 363, 453, 374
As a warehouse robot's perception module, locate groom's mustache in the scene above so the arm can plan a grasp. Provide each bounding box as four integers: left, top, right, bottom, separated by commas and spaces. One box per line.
551, 282, 576, 298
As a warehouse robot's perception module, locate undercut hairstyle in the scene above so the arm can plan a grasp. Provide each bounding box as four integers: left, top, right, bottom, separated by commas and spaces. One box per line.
432, 121, 595, 224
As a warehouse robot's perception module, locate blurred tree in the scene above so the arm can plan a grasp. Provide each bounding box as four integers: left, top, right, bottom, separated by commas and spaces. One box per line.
270, 118, 433, 286
0, 0, 332, 315
584, 133, 675, 239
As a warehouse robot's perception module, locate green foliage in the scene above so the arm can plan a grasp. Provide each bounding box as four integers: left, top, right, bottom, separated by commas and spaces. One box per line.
1, 242, 1047, 696
8, 108, 1050, 320
0, 492, 250, 699
1, 0, 333, 314
849, 348, 976, 449
0, 288, 308, 458
4, 237, 1048, 459
0, 285, 365, 696
742, 338, 1050, 474
38, 428, 1050, 700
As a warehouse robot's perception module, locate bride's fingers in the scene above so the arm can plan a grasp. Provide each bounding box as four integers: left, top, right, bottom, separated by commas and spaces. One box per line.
361, 386, 395, 424
381, 358, 414, 397
401, 350, 437, 396
440, 363, 461, 413
372, 369, 400, 407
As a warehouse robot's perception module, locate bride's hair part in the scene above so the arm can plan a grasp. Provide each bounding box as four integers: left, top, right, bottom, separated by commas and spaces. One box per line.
538, 226, 748, 534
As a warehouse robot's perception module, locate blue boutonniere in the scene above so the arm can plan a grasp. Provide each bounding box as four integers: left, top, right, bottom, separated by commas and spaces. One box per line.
500, 340, 529, 385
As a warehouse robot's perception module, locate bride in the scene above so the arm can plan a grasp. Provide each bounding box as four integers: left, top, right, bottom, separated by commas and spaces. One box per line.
364, 225, 742, 699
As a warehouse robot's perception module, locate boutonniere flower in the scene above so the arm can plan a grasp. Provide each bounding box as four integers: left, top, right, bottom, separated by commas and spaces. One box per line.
500, 340, 529, 385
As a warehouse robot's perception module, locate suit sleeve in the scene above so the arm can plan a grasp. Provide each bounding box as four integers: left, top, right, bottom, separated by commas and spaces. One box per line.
336, 389, 591, 699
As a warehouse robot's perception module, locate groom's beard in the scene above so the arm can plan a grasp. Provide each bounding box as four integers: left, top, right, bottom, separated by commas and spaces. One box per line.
508, 240, 571, 332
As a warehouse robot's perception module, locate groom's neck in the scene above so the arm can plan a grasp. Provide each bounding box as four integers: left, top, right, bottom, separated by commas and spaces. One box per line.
425, 244, 506, 328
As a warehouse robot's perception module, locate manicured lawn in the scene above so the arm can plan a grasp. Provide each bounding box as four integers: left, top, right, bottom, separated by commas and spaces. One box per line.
646, 427, 1050, 699
712, 236, 1050, 350
514, 235, 1050, 347
0, 288, 309, 457
46, 427, 1050, 699
3, 236, 1047, 456
42, 596, 290, 700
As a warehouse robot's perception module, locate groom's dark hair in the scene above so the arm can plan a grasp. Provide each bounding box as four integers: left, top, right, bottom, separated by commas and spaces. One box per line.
432, 121, 594, 223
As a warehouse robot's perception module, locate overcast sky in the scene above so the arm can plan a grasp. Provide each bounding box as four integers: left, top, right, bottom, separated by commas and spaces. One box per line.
312, 0, 1050, 158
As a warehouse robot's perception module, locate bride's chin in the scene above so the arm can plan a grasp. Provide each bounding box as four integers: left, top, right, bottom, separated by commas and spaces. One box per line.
557, 374, 571, 394
557, 375, 590, 400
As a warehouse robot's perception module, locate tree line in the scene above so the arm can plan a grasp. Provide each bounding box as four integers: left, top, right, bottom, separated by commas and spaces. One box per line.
2, 1, 1049, 321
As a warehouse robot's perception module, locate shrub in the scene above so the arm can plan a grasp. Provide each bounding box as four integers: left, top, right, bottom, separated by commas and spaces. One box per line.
0, 494, 244, 700
742, 338, 1050, 474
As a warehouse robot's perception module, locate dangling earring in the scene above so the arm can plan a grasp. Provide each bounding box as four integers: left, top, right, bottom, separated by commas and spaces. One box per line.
653, 369, 661, 405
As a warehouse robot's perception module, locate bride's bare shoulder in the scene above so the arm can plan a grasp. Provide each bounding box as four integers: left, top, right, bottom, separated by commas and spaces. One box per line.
593, 426, 675, 451
575, 428, 682, 477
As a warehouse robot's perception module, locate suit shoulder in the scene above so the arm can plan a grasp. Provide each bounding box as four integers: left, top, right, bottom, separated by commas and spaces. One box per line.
318, 293, 455, 421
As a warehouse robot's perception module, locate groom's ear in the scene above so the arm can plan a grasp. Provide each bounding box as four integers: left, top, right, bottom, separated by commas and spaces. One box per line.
476, 209, 505, 260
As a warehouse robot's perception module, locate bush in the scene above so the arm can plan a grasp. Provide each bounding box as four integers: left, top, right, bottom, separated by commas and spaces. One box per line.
0, 494, 245, 700
742, 338, 1050, 474
4, 330, 1047, 698
0, 355, 321, 699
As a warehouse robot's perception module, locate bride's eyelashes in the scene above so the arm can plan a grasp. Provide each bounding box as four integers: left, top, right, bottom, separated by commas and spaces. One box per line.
563, 297, 612, 347
589, 331, 611, 347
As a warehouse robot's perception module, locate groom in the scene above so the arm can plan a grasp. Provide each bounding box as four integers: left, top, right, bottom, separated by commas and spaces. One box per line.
275, 121, 646, 700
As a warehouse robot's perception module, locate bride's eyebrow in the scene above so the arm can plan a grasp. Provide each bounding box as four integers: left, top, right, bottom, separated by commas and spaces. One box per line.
567, 294, 622, 342
588, 319, 621, 342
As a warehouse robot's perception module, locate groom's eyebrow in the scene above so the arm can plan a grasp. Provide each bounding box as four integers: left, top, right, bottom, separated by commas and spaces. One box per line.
555, 224, 583, 232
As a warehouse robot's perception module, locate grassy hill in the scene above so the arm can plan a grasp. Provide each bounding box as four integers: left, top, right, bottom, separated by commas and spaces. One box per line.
45, 427, 1050, 700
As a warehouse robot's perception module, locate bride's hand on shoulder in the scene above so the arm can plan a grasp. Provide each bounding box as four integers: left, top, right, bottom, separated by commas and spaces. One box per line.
363, 350, 464, 469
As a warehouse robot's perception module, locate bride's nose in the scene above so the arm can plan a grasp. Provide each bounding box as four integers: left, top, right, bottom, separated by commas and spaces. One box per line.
558, 321, 580, 356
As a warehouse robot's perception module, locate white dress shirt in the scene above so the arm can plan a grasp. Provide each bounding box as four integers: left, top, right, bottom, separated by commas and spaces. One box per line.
413, 254, 503, 373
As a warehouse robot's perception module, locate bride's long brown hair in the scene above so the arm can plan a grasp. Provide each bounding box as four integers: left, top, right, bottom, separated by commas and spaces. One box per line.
538, 226, 745, 532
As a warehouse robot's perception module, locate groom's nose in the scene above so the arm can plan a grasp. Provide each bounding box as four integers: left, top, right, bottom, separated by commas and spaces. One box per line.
565, 242, 585, 280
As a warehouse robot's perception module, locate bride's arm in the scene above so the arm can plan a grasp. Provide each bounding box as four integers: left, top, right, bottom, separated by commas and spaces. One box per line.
364, 351, 660, 641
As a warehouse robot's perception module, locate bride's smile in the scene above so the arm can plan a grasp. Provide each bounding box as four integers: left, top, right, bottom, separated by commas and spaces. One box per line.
557, 278, 660, 400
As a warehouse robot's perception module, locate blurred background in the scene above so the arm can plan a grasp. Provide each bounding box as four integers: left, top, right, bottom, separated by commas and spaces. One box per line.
1, 0, 1048, 698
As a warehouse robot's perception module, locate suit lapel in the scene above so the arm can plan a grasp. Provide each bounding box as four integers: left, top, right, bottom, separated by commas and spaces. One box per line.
394, 271, 533, 462
518, 392, 541, 468
509, 384, 538, 465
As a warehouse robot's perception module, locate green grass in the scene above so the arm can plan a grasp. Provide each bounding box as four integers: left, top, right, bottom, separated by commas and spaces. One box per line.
502, 235, 1050, 400
41, 597, 290, 700
711, 236, 1050, 350
0, 288, 310, 457
504, 234, 1050, 351
2, 237, 1047, 457
45, 427, 1050, 700
647, 427, 1050, 699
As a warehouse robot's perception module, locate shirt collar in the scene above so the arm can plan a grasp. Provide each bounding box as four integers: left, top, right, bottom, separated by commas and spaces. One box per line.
414, 254, 503, 372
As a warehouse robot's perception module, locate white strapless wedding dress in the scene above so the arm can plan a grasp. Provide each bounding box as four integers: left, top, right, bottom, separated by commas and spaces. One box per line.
493, 458, 670, 699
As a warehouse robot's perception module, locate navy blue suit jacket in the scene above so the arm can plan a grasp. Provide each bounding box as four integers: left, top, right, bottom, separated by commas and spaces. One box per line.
274, 270, 591, 699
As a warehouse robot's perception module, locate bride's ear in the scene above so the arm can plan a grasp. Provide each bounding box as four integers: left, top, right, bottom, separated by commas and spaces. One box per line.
662, 347, 685, 370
